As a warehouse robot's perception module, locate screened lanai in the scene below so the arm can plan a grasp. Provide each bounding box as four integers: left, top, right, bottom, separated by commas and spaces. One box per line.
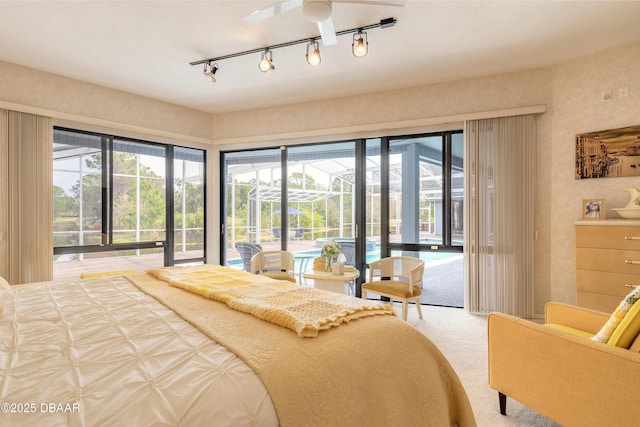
226, 149, 356, 248
223, 137, 461, 265
222, 134, 465, 307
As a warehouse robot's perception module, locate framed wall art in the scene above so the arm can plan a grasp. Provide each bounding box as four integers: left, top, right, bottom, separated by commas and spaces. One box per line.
583, 199, 605, 220
575, 125, 640, 179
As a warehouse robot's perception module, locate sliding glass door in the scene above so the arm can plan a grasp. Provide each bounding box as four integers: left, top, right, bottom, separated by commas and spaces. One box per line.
222, 148, 283, 270
221, 143, 357, 278
286, 142, 356, 240
220, 131, 464, 306
386, 132, 464, 307
173, 147, 206, 263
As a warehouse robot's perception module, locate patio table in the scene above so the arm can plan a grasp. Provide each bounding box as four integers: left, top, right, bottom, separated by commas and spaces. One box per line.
302, 268, 360, 295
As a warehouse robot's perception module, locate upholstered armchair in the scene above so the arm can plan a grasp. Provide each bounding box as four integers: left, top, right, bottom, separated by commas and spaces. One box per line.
361, 256, 424, 321
250, 251, 297, 283
488, 301, 640, 426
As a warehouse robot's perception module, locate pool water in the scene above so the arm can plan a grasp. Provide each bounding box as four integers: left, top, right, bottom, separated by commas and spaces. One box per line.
229, 247, 462, 269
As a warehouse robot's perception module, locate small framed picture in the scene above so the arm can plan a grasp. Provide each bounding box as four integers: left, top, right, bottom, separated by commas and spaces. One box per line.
583, 199, 605, 220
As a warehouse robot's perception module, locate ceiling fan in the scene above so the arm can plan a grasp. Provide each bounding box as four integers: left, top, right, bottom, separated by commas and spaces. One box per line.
243, 0, 405, 46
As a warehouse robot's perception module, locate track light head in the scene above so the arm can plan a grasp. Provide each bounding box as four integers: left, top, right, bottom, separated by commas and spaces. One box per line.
203, 62, 218, 83
259, 49, 275, 72
352, 31, 368, 58
306, 40, 321, 66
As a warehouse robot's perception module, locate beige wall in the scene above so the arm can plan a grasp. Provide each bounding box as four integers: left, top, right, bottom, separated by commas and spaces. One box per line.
213, 69, 551, 143
1, 40, 638, 314
0, 60, 214, 144
549, 42, 640, 304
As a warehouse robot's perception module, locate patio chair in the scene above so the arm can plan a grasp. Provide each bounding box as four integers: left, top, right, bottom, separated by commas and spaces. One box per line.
339, 241, 356, 295
272, 227, 282, 241
339, 241, 356, 266
361, 256, 425, 321
235, 242, 263, 272
250, 251, 297, 283
292, 227, 304, 240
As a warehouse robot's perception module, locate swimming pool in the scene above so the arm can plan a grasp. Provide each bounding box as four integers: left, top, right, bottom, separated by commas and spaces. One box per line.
228, 246, 462, 269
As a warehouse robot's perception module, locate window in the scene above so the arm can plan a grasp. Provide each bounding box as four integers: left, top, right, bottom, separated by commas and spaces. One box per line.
53, 128, 205, 278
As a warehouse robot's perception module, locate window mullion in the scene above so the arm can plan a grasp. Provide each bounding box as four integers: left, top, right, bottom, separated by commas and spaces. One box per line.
103, 135, 113, 246
165, 146, 175, 266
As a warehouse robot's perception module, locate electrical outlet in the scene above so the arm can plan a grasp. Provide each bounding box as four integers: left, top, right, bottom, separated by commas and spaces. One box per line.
602, 90, 612, 101
619, 86, 629, 98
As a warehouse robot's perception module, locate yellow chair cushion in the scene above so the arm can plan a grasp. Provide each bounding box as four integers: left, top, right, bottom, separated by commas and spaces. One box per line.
362, 280, 422, 299
544, 324, 595, 340
608, 295, 640, 348
592, 285, 640, 344
80, 270, 139, 278
262, 272, 297, 283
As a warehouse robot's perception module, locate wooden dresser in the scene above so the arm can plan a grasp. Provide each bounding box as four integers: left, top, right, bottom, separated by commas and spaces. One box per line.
575, 220, 640, 312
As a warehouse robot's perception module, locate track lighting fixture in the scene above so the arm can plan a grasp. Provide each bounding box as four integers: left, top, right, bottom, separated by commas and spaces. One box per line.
259, 49, 275, 72
352, 30, 368, 58
203, 62, 218, 83
306, 40, 321, 66
190, 17, 397, 82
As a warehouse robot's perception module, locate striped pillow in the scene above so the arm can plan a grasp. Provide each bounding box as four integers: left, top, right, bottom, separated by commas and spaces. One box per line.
592, 286, 640, 344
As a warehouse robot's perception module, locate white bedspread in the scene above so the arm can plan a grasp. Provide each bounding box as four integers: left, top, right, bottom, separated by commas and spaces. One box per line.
0, 277, 278, 427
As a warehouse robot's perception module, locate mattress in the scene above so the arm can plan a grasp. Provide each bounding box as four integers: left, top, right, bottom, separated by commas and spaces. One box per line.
0, 277, 278, 426
0, 270, 477, 427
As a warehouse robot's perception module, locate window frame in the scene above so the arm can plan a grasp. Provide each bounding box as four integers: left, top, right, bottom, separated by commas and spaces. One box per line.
52, 127, 206, 266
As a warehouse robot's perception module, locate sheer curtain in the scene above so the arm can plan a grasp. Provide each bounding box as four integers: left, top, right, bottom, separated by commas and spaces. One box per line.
0, 110, 53, 284
464, 115, 536, 317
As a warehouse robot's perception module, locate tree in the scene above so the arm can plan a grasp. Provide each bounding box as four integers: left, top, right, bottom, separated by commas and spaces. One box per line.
70, 172, 102, 229
53, 185, 77, 218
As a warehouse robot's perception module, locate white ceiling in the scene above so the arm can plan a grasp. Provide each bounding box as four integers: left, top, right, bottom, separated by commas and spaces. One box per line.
0, 1, 639, 115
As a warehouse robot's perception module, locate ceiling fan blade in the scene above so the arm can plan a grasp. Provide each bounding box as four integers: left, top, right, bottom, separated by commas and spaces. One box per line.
243, 0, 303, 23
318, 17, 337, 46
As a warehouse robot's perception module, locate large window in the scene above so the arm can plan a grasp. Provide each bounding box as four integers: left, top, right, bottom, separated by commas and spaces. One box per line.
53, 128, 205, 278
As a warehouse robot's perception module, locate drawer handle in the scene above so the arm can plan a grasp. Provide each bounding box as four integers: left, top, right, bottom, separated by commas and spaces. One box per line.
624, 236, 640, 240
624, 260, 640, 265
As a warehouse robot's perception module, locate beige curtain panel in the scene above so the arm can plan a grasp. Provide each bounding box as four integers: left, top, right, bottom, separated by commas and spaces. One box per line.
464, 115, 536, 317
0, 110, 53, 284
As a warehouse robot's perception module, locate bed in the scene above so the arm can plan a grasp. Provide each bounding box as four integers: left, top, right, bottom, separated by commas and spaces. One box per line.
0, 265, 476, 426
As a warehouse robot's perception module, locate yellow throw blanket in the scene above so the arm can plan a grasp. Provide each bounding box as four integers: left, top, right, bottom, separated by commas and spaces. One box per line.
146, 265, 395, 337
126, 272, 477, 426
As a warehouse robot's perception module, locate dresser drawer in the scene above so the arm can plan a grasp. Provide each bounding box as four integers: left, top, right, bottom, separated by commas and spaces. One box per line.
576, 269, 638, 296
576, 225, 640, 250
577, 291, 623, 313
575, 248, 640, 274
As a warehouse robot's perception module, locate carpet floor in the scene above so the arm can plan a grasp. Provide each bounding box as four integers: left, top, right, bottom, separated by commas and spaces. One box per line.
396, 304, 561, 427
